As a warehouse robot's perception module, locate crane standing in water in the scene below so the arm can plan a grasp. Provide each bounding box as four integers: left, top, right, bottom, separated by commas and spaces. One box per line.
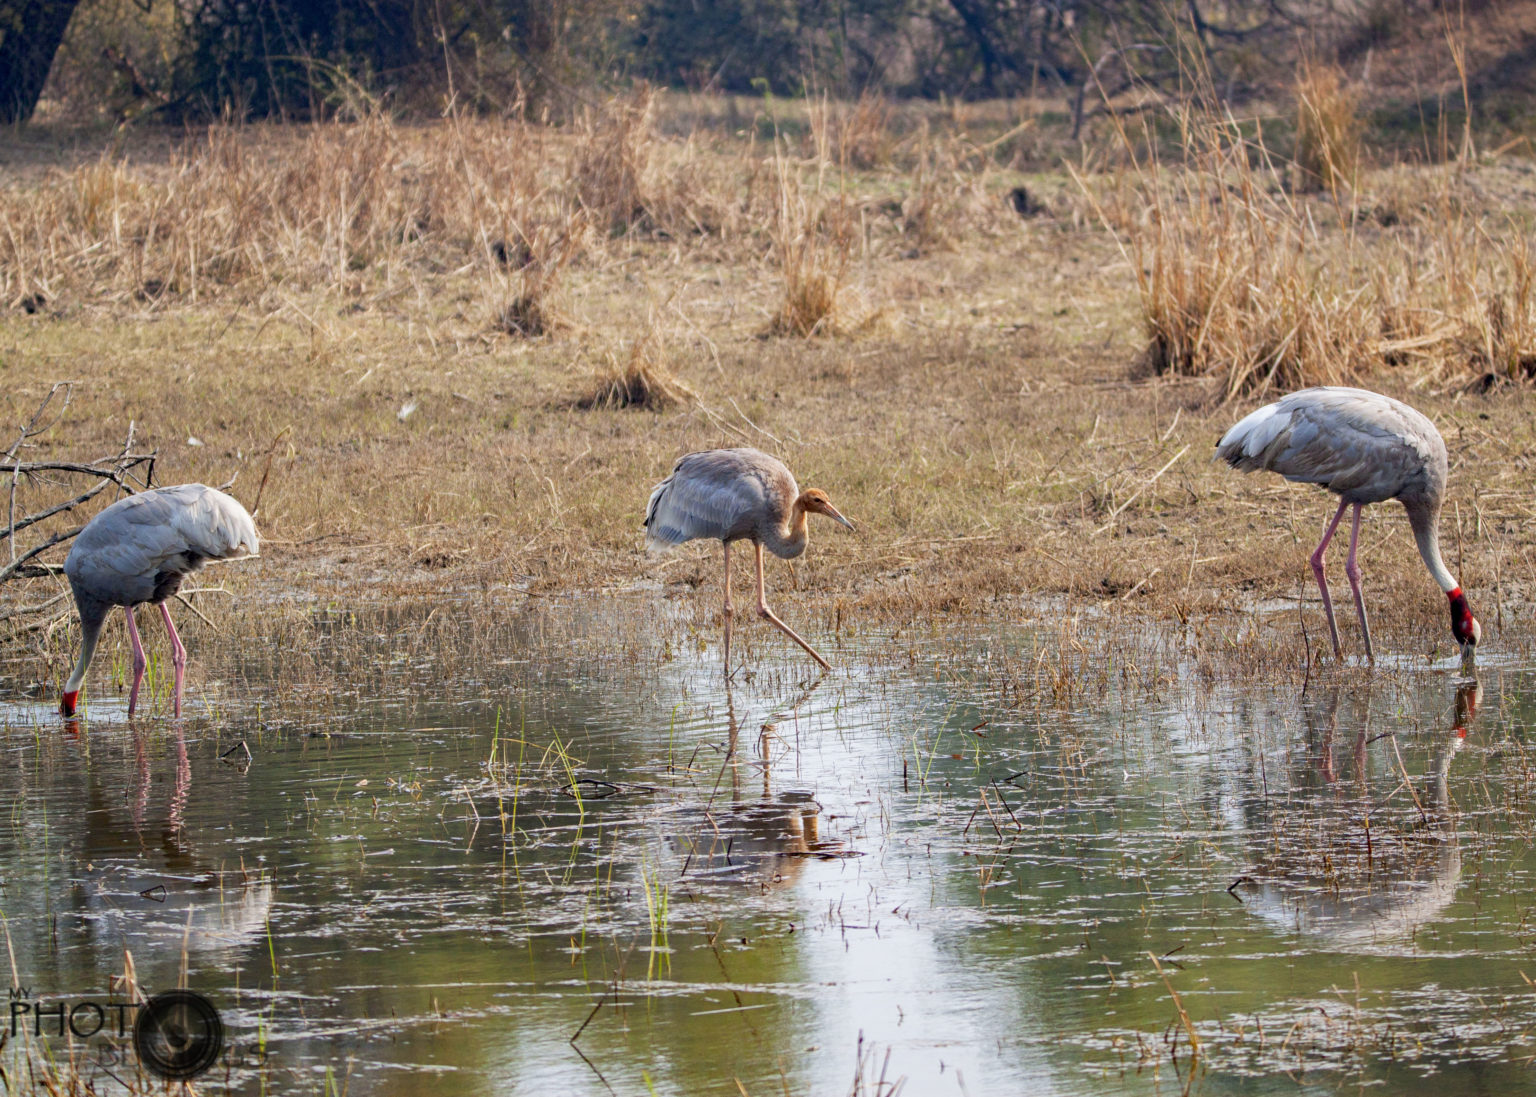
645, 448, 855, 675
61, 484, 259, 718
1217, 386, 1480, 666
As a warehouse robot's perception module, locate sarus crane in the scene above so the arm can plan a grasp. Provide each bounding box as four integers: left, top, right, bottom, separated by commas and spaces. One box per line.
644, 448, 854, 674
1217, 386, 1479, 667
60, 484, 259, 718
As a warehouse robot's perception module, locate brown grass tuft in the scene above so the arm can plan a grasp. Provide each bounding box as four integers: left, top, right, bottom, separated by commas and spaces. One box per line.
897, 124, 1000, 254
1088, 102, 1371, 398
762, 135, 856, 338
1369, 177, 1536, 385
496, 294, 557, 337
568, 86, 734, 242
1455, 225, 1536, 381
492, 213, 588, 338
575, 331, 694, 411
826, 92, 895, 171
1293, 62, 1362, 194
571, 86, 661, 236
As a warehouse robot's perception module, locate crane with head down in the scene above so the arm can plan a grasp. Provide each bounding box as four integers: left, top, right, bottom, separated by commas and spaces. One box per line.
60, 483, 259, 718
1217, 386, 1479, 667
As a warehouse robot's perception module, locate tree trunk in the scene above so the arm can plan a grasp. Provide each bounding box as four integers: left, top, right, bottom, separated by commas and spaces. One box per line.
947, 0, 1002, 94
0, 0, 81, 123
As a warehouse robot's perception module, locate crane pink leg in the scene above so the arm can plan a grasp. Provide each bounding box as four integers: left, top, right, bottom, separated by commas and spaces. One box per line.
1343, 503, 1374, 662
721, 542, 735, 677
159, 602, 187, 718
123, 606, 147, 717
754, 543, 831, 671
1310, 498, 1350, 661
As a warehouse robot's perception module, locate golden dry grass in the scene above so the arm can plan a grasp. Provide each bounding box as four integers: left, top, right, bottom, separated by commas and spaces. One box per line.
1, 94, 1534, 690
1088, 100, 1536, 398
1293, 61, 1362, 194
574, 321, 695, 411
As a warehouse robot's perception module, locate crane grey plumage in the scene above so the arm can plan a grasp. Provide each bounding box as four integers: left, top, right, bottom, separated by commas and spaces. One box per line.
644, 448, 854, 674
645, 448, 803, 553
1216, 387, 1443, 505
1217, 386, 1479, 665
61, 484, 259, 718
66, 484, 258, 607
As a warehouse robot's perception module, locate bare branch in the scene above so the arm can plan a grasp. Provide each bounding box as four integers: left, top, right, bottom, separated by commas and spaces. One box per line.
0, 476, 121, 544
0, 526, 85, 585
0, 386, 158, 642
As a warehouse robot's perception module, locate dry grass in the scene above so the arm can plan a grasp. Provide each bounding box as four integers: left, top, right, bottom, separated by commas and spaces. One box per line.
1087, 103, 1373, 398
1090, 94, 1536, 398
763, 120, 858, 338
828, 92, 896, 171
1293, 61, 1362, 194
493, 211, 588, 337
1, 93, 1535, 689
574, 322, 695, 411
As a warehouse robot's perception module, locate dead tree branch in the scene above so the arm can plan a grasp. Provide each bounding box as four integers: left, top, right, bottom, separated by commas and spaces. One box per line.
0, 384, 157, 642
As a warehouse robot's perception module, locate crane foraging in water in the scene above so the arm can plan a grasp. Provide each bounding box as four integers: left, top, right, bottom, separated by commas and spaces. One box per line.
1216, 386, 1479, 667
645, 448, 855, 674
61, 484, 259, 718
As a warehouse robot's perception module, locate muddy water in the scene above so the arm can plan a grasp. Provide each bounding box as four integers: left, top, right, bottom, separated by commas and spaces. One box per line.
2, 600, 1535, 1095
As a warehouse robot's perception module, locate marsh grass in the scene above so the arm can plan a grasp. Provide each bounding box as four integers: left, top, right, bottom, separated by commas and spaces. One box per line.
1093, 91, 1536, 398
571, 88, 662, 237
1086, 93, 1375, 398
763, 123, 858, 338
0, 938, 153, 1096
897, 124, 997, 255
827, 92, 896, 171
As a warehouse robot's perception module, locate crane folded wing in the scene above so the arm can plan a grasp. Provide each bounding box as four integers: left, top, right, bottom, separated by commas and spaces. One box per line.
644, 451, 783, 551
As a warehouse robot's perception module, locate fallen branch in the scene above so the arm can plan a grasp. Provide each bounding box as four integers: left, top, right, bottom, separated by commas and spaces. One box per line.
0, 526, 84, 585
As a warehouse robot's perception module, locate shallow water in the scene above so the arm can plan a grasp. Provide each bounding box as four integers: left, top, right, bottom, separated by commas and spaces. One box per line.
3, 600, 1535, 1095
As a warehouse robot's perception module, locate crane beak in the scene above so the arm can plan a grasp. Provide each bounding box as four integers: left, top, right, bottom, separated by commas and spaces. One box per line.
822, 503, 856, 533
1459, 641, 1477, 677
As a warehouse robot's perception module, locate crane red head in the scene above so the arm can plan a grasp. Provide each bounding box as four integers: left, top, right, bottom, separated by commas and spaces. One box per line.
1448, 587, 1480, 657
60, 690, 80, 717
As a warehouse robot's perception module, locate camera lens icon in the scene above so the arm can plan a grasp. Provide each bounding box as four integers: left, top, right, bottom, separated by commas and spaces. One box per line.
133, 990, 224, 1080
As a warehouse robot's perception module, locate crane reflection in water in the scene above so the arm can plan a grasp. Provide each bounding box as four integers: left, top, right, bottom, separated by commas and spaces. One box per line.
1230, 680, 1478, 946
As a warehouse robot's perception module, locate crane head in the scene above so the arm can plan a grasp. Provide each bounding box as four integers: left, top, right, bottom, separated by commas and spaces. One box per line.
797, 490, 856, 533
1448, 587, 1479, 666
60, 690, 79, 717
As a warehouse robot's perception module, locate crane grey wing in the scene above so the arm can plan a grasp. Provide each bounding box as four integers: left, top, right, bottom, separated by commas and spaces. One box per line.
65, 485, 258, 604
1216, 387, 1444, 502
643, 449, 792, 551
644, 470, 763, 550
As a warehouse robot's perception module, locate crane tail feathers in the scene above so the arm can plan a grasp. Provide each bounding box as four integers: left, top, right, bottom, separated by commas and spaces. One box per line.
1216, 403, 1289, 471
643, 478, 675, 552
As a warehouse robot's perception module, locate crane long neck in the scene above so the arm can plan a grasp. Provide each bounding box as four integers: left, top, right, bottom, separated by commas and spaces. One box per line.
65, 607, 105, 695
762, 499, 809, 559
1408, 500, 1458, 594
